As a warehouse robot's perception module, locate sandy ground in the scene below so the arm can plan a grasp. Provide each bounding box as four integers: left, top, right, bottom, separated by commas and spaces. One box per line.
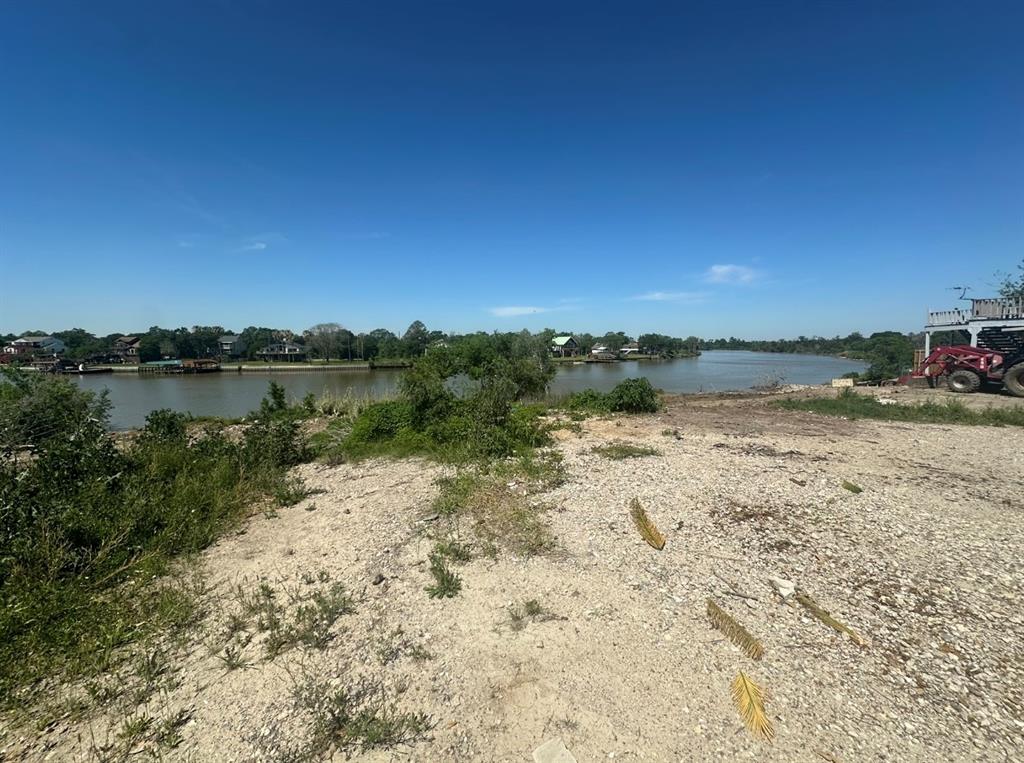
5, 388, 1024, 762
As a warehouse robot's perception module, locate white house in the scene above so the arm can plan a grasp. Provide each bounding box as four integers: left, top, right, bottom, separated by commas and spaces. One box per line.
3, 336, 66, 356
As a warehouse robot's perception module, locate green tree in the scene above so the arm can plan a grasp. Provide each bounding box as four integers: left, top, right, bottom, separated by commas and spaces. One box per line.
402, 320, 431, 357
997, 259, 1024, 299
862, 332, 915, 381
190, 326, 227, 358
52, 328, 101, 359
597, 332, 631, 353
138, 334, 161, 362
304, 323, 346, 361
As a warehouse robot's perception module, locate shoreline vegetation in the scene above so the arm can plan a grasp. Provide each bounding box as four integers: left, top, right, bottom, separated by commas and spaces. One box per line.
4, 321, 919, 382
2, 336, 1022, 757
0, 335, 662, 716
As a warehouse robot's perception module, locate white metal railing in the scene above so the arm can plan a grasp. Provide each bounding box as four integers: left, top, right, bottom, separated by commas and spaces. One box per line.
971, 297, 1024, 319
927, 297, 1024, 326
926, 307, 971, 326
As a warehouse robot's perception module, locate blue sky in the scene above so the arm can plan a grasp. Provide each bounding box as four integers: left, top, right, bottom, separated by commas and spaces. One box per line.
1, 1, 1021, 338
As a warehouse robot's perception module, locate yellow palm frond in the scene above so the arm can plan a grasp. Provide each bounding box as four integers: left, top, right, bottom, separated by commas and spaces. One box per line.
629, 498, 665, 550
796, 591, 868, 647
707, 599, 764, 660
731, 671, 774, 742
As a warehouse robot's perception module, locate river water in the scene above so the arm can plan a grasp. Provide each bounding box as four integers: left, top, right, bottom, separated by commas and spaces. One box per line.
74, 351, 866, 430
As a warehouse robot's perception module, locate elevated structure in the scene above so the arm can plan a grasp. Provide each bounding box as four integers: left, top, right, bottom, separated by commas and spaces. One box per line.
925, 297, 1024, 354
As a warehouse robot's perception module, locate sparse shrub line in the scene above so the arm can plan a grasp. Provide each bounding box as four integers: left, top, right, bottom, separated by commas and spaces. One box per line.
776, 387, 1024, 427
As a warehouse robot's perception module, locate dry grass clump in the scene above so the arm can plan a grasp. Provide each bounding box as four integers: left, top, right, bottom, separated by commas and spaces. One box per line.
592, 442, 662, 460
464, 481, 555, 557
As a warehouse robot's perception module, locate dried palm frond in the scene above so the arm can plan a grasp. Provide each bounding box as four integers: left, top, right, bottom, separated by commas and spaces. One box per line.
707, 599, 764, 660
796, 591, 868, 647
629, 498, 665, 550
731, 671, 774, 742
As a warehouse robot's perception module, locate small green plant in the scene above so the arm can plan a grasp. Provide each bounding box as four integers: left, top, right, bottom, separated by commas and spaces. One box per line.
217, 643, 250, 671
292, 675, 431, 757
274, 477, 317, 507
154, 708, 192, 750
432, 471, 480, 515
432, 539, 472, 563
425, 554, 462, 599
592, 442, 661, 460
228, 578, 353, 659
118, 713, 154, 742
290, 583, 355, 649
374, 628, 434, 664
507, 599, 556, 631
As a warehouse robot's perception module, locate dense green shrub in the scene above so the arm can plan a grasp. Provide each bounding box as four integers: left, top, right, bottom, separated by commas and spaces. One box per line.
566, 378, 661, 414
319, 347, 555, 463
606, 378, 659, 413
0, 372, 308, 706
347, 400, 415, 443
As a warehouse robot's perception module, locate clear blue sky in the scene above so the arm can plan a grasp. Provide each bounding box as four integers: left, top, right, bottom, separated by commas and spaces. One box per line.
1, 1, 1021, 338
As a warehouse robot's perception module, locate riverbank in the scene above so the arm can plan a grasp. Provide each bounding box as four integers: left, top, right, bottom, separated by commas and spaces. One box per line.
77, 359, 415, 373
72, 351, 869, 430
6, 387, 1022, 761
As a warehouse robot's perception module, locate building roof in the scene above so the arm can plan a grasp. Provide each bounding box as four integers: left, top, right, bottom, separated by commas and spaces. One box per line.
117, 335, 140, 344
15, 336, 55, 343
219, 335, 241, 343
552, 335, 575, 346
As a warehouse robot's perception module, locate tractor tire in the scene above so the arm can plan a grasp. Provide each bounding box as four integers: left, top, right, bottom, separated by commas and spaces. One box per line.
1004, 362, 1024, 398
946, 369, 981, 394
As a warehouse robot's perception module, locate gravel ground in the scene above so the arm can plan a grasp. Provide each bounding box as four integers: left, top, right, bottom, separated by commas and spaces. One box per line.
6, 390, 1023, 762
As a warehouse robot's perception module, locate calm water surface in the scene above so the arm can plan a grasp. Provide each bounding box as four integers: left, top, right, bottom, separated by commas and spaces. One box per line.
76, 351, 866, 430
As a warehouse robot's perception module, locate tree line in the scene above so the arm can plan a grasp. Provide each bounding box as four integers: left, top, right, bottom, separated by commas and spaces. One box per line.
0, 323, 704, 363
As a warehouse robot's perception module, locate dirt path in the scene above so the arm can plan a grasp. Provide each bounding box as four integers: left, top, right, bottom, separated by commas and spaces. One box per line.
8, 393, 1023, 761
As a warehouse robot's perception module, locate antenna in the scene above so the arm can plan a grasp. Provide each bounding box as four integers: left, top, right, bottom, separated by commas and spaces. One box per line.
946, 285, 971, 301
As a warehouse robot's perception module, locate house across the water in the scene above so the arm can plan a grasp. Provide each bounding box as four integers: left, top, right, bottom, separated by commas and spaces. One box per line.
2, 336, 66, 357
551, 335, 579, 357
218, 335, 247, 358
257, 342, 308, 362
113, 336, 142, 363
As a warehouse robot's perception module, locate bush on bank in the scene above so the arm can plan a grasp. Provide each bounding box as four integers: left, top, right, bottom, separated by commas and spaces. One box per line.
0, 368, 306, 706
318, 349, 556, 462
565, 377, 661, 414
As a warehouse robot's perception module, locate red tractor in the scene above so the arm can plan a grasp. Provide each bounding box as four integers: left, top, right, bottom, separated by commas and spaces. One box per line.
913, 345, 1024, 397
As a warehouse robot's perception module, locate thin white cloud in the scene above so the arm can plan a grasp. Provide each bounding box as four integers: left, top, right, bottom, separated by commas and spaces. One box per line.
177, 240, 195, 249
489, 305, 557, 317
704, 264, 759, 285
235, 232, 287, 253
631, 291, 708, 303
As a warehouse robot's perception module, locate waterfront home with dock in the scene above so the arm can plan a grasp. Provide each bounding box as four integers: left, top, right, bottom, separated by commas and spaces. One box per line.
113, 336, 142, 363
139, 359, 221, 374
257, 342, 308, 362
551, 335, 579, 357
